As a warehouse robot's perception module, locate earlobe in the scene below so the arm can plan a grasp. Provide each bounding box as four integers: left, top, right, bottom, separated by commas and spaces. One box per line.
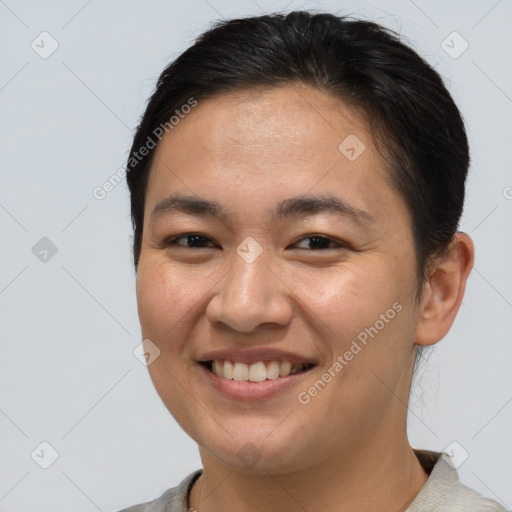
414, 233, 474, 346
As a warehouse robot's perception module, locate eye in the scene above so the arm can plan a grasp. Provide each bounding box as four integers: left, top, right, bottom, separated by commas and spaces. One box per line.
293, 235, 347, 250
166, 233, 217, 249
164, 233, 348, 251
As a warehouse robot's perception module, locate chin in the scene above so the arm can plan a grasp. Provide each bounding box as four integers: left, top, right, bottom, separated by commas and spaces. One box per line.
193, 425, 324, 475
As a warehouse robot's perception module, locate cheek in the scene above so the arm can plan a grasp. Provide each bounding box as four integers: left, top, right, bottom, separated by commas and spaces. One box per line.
296, 259, 418, 391
135, 258, 205, 430
135, 257, 197, 343
298, 264, 399, 338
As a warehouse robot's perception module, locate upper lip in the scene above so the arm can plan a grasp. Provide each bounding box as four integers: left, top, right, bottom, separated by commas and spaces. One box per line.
196, 347, 318, 366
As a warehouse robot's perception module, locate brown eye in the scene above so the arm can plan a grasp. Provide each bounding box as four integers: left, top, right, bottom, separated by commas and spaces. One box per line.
294, 235, 347, 250
167, 233, 216, 248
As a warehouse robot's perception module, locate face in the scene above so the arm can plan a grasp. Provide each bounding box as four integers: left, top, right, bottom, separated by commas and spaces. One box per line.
136, 84, 423, 474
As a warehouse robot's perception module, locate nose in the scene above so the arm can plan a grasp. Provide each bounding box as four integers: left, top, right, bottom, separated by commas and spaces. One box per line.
205, 247, 294, 334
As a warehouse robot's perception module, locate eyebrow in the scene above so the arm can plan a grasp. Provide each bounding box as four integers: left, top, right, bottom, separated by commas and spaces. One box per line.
150, 193, 375, 226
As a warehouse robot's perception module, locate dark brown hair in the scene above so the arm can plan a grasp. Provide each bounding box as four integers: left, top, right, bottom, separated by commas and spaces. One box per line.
126, 10, 469, 289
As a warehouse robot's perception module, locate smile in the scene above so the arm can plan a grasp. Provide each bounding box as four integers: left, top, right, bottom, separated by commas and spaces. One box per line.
204, 360, 314, 381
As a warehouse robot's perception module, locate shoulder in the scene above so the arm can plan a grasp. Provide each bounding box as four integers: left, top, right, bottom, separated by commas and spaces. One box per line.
116, 470, 202, 512
447, 480, 509, 511
408, 450, 509, 512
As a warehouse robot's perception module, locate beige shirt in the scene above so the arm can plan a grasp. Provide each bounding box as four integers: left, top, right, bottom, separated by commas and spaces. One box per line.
118, 450, 509, 511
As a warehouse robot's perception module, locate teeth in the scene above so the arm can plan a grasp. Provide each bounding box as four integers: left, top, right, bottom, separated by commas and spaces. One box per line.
233, 362, 249, 381
266, 361, 280, 379
213, 360, 224, 378
210, 360, 311, 381
248, 361, 266, 382
279, 361, 292, 377
223, 360, 233, 379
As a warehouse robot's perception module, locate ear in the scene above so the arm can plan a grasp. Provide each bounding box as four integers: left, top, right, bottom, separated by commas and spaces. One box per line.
414, 232, 474, 346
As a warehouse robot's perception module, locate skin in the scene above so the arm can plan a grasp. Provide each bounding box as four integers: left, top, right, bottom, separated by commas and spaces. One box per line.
135, 83, 474, 512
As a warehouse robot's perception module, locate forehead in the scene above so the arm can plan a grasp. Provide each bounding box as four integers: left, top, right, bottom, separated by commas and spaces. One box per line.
161, 85, 372, 166
146, 84, 408, 229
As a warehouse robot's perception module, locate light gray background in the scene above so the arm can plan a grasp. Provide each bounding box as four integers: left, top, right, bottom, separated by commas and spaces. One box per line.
0, 0, 511, 510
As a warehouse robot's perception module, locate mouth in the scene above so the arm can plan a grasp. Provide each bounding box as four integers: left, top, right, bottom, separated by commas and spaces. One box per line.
199, 360, 316, 382
196, 348, 318, 400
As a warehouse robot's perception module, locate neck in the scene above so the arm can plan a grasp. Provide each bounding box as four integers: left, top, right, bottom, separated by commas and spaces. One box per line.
189, 430, 429, 512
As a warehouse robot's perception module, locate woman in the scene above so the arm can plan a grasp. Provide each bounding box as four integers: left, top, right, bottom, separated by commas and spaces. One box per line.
119, 11, 506, 512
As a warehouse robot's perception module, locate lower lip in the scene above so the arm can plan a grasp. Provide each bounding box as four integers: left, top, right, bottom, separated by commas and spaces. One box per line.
198, 364, 314, 400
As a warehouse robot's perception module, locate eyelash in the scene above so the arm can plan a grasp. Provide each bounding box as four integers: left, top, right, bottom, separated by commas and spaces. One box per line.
164, 233, 348, 251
